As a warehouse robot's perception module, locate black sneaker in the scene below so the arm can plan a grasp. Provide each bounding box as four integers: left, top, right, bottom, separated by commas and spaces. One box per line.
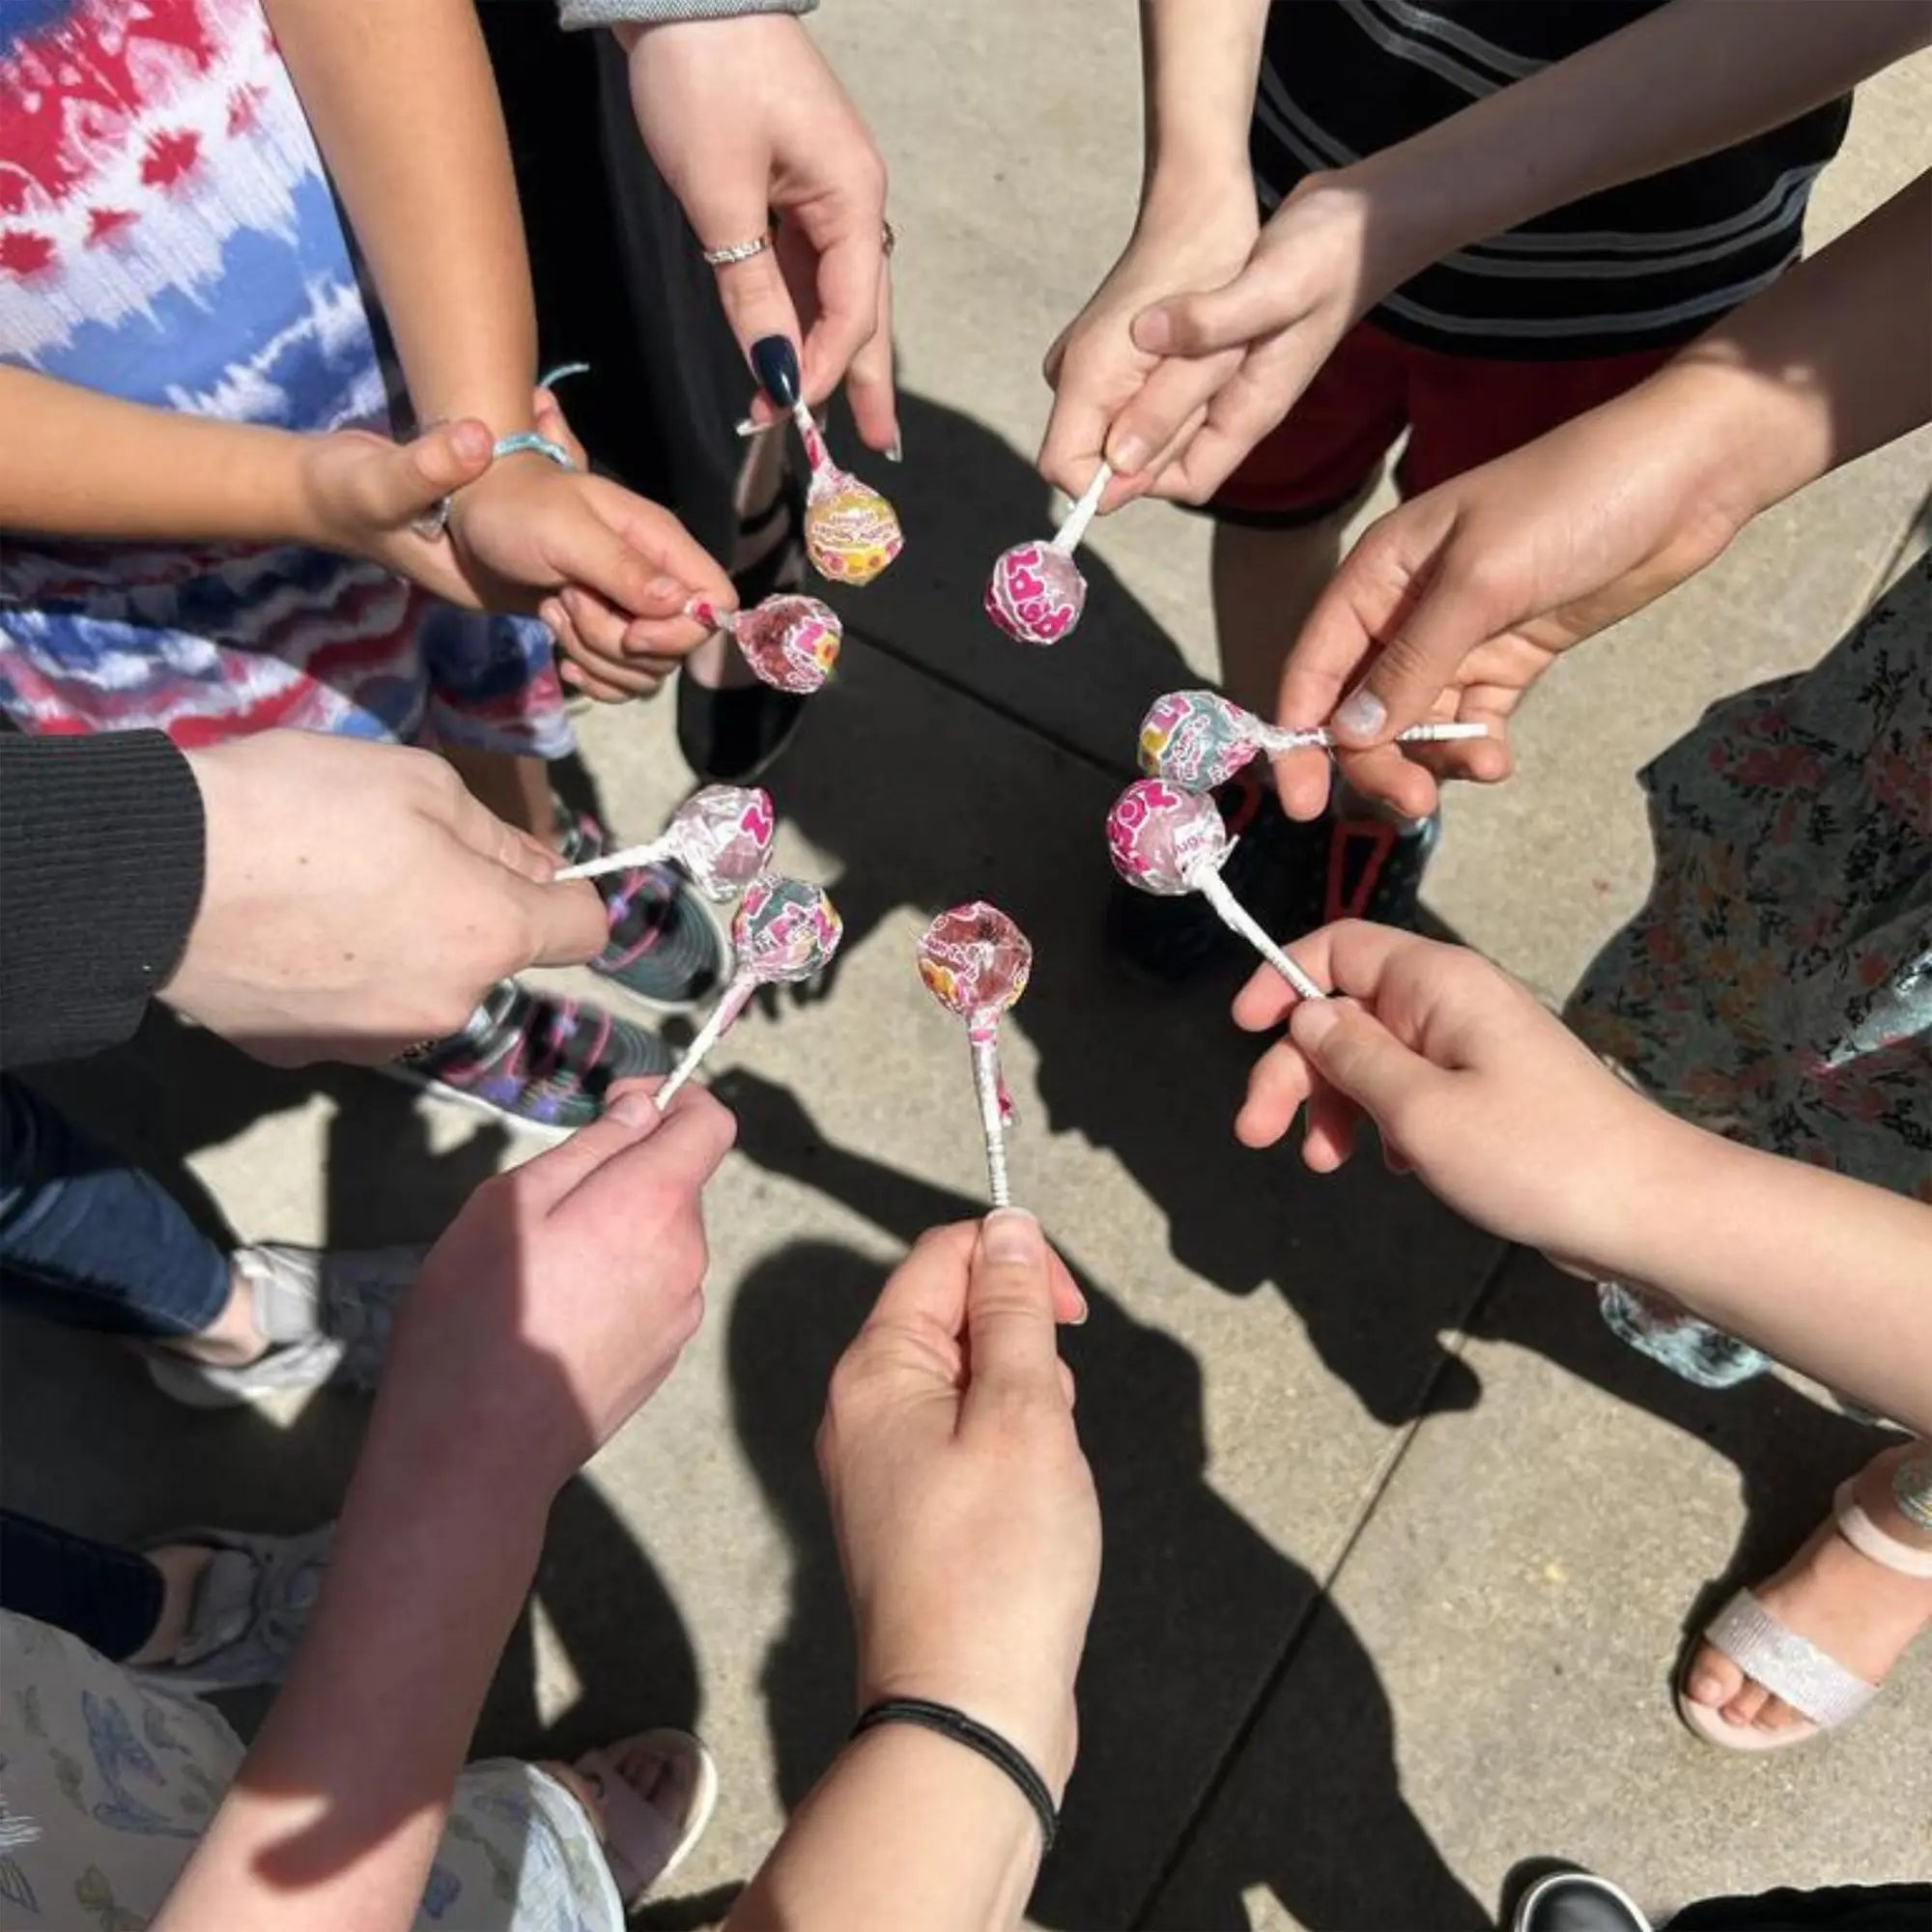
1513, 1872, 1651, 1932
1277, 786, 1440, 941
556, 805, 728, 1012
1106, 765, 1292, 985
390, 980, 670, 1131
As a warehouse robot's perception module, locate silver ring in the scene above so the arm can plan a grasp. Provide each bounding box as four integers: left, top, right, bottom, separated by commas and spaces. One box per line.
702, 231, 773, 267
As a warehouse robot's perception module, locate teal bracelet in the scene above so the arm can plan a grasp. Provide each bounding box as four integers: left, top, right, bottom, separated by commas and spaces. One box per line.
490, 430, 576, 470
412, 363, 591, 538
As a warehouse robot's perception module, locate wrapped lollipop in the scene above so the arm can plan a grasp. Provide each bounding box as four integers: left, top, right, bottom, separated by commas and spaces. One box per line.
555, 784, 775, 901
753, 337, 902, 586
689, 593, 841, 695
1139, 688, 1489, 790
1106, 779, 1327, 1004
655, 873, 842, 1107
916, 902, 1033, 1208
984, 461, 1111, 645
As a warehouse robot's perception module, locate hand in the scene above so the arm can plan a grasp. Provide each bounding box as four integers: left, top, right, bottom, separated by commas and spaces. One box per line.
1038, 183, 1258, 507
382, 1079, 736, 1500
624, 16, 895, 450
817, 1215, 1098, 1799
1232, 920, 1668, 1272
1126, 176, 1396, 504
165, 732, 607, 1064
1270, 362, 1751, 821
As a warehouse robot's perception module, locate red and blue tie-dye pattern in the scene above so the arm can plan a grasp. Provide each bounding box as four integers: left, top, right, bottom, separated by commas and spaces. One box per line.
0, 0, 568, 755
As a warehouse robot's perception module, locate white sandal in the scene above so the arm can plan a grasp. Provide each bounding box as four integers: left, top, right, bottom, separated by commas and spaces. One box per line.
1676, 1477, 1932, 1750
573, 1727, 719, 1913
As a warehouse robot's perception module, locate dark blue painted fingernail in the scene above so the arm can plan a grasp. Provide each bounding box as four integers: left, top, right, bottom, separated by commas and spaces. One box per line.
750, 335, 801, 409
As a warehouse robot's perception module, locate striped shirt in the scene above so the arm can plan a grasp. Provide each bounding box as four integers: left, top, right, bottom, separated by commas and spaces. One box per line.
1254, 0, 1851, 358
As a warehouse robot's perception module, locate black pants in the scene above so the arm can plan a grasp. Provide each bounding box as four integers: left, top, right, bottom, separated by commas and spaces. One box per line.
0, 1512, 160, 1661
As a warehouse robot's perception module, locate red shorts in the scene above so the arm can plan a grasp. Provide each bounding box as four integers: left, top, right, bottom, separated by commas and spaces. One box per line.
1210, 318, 1677, 525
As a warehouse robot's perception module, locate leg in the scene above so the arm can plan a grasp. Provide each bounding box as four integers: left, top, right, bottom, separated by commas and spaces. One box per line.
0, 1511, 168, 1662
440, 744, 559, 845
1210, 502, 1361, 719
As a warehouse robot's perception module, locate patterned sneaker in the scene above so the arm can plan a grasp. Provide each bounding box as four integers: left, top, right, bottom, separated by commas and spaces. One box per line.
1106, 765, 1293, 985
1277, 783, 1440, 940
394, 980, 671, 1131
142, 1243, 426, 1409
557, 806, 728, 1013
132, 1524, 332, 1695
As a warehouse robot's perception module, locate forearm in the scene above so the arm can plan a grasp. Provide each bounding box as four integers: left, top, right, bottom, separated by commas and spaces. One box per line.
1138, 0, 1269, 216
728, 1726, 1041, 1932
1344, 0, 1931, 281
1613, 1117, 1932, 1437
264, 0, 537, 435
0, 370, 319, 544
156, 1417, 549, 1931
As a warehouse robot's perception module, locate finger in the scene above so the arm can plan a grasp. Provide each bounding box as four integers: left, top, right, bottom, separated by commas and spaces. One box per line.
862, 1221, 980, 1341
518, 1076, 671, 1208
1266, 746, 1336, 825
841, 257, 897, 454
620, 614, 710, 660
532, 386, 589, 470
441, 779, 565, 888
1133, 265, 1307, 360
1300, 1078, 1363, 1173
1102, 349, 1241, 481
560, 658, 636, 705
961, 1209, 1064, 1421
561, 585, 637, 664
1046, 1248, 1089, 1327
1332, 741, 1439, 822
714, 248, 810, 402
1235, 1037, 1314, 1150
581, 477, 734, 610
500, 867, 610, 971
561, 1081, 739, 1214
370, 419, 493, 525
1287, 995, 1449, 1130
800, 223, 886, 412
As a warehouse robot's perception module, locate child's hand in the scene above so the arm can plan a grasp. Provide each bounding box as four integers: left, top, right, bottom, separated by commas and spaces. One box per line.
1233, 921, 1668, 1272
1038, 188, 1258, 509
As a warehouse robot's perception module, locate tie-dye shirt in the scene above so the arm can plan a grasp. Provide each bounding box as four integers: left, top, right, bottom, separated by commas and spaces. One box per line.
0, 0, 568, 755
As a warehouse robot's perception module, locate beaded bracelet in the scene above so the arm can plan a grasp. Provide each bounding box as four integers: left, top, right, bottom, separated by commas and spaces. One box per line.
850, 1697, 1060, 1852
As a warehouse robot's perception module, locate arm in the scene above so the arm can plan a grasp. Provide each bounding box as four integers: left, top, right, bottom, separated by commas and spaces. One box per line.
1269, 170, 1931, 821
156, 1084, 737, 1931
1233, 923, 1932, 1439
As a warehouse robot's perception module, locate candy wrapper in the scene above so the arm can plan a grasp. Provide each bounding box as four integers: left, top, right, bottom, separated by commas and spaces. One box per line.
985, 461, 1111, 645
1106, 780, 1326, 1003
555, 784, 775, 901
917, 901, 1033, 1207
1138, 689, 1490, 789
804, 463, 903, 587
691, 594, 841, 695
656, 873, 843, 1106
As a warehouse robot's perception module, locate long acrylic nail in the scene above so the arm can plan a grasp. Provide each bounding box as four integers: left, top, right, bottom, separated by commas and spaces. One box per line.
735, 415, 768, 438
750, 336, 802, 410
885, 433, 904, 465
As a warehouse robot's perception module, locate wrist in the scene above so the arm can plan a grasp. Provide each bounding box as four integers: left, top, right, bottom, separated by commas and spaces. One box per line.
857, 1661, 1076, 1805
1561, 1094, 1711, 1288
1138, 149, 1255, 236
1309, 160, 1449, 301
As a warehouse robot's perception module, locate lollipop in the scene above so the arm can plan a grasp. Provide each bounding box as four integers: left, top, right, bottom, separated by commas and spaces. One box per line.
1106, 779, 1327, 1003
985, 461, 1111, 645
916, 901, 1033, 1208
689, 593, 841, 695
655, 873, 843, 1107
1139, 688, 1489, 789
555, 784, 775, 901
754, 337, 902, 586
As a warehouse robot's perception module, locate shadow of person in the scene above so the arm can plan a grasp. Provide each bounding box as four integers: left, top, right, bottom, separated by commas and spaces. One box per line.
716, 1069, 1483, 1930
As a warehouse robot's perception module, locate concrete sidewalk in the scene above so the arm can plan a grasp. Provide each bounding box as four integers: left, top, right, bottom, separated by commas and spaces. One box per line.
7, 16, 1930, 1930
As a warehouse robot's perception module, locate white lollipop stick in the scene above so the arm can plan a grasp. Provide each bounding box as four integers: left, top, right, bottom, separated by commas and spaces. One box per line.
1255, 718, 1490, 752
970, 1033, 1011, 1208
555, 838, 671, 883
1051, 461, 1112, 556
1191, 863, 1327, 1004
653, 977, 756, 1109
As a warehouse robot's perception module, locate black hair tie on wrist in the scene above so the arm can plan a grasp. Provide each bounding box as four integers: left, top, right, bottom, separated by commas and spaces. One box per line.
851, 1697, 1059, 1852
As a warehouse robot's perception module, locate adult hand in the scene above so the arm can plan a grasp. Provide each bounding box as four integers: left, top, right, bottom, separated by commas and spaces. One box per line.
384, 1078, 736, 1499
1038, 182, 1258, 508
165, 732, 607, 1063
1232, 921, 1666, 1272
624, 16, 895, 451
1270, 361, 1751, 821
817, 1214, 1098, 1799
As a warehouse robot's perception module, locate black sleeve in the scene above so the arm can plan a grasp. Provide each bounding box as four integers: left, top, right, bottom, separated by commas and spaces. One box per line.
0, 731, 206, 1068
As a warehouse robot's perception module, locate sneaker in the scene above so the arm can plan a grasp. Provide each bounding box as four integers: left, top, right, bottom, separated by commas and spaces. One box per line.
143, 1243, 426, 1409
1106, 765, 1293, 985
557, 807, 728, 1012
132, 1524, 332, 1695
394, 980, 671, 1131
1513, 1871, 1651, 1932
1277, 783, 1440, 941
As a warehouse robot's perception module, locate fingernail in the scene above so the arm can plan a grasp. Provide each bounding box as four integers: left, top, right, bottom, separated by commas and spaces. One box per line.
1688, 1672, 1725, 1706
1108, 432, 1151, 476
1291, 1000, 1340, 1047
450, 421, 492, 462
1070, 1290, 1090, 1326
1131, 307, 1174, 354
885, 434, 903, 465
643, 575, 681, 604
1334, 689, 1385, 742
750, 336, 801, 409
607, 1088, 658, 1126
980, 1207, 1043, 1266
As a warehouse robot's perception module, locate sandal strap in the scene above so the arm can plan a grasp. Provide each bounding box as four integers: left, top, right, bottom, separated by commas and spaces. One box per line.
1835, 1476, 1932, 1578
1702, 1589, 1877, 1729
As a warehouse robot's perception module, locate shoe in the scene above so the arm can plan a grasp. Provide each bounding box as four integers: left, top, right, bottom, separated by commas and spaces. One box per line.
1106, 766, 1292, 985
1514, 1871, 1651, 1932
131, 1524, 332, 1695
556, 806, 728, 1011
142, 1243, 426, 1408
1278, 783, 1440, 940
392, 980, 670, 1131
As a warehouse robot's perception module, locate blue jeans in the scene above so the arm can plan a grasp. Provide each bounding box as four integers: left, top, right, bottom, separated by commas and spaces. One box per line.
0, 1076, 228, 1339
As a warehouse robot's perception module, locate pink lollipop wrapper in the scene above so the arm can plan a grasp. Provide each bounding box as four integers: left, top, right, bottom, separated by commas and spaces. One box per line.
734, 594, 842, 695
1106, 779, 1230, 896
984, 541, 1086, 646
804, 466, 903, 586
731, 872, 843, 982
665, 784, 776, 900
1137, 689, 1259, 788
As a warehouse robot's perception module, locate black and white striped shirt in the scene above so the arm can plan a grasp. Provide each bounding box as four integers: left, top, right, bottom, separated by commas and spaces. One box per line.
1254, 0, 1852, 358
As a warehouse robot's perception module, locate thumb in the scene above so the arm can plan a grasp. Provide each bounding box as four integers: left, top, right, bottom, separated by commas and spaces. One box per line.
962, 1209, 1064, 1423
1331, 554, 1505, 747
380, 419, 493, 525
1288, 998, 1447, 1130
1132, 262, 1300, 359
